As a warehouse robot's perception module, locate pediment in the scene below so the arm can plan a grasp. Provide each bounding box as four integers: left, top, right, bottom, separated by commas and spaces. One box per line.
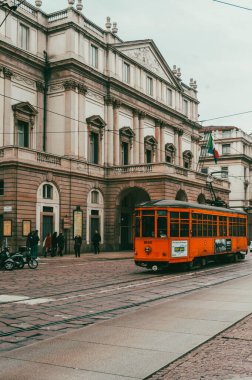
12, 102, 38, 116
114, 40, 181, 88
145, 135, 157, 146
86, 115, 106, 128
120, 127, 135, 138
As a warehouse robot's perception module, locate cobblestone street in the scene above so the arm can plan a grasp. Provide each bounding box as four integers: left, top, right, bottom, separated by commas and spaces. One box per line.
1, 252, 252, 379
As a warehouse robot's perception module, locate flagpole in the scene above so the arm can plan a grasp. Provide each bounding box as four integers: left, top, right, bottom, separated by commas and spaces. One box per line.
196, 132, 211, 172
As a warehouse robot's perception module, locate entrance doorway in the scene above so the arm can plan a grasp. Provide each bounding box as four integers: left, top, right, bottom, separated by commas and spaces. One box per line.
119, 188, 150, 250
42, 214, 54, 241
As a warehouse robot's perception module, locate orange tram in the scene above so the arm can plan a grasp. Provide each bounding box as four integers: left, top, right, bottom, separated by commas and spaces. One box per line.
134, 200, 248, 271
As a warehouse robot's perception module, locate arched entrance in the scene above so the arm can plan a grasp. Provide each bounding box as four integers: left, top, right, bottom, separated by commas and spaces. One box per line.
119, 187, 150, 250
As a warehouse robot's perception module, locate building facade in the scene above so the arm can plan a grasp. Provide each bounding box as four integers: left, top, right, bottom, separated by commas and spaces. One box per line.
199, 126, 252, 240
0, 1, 229, 252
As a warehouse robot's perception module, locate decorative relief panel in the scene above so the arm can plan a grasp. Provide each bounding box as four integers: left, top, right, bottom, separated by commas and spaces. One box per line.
122, 47, 170, 81
13, 73, 35, 87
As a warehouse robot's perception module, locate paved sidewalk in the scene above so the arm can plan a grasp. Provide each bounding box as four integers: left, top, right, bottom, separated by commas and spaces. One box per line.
40, 251, 133, 261
1, 272, 252, 379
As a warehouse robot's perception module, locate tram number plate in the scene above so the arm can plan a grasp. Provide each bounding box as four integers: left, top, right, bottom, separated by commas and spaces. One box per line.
144, 241, 152, 244
172, 241, 188, 258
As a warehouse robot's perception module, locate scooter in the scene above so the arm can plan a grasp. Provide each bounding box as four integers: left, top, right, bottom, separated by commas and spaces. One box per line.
0, 247, 15, 270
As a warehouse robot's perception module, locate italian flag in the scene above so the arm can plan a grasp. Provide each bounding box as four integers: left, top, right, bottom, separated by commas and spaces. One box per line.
207, 133, 219, 164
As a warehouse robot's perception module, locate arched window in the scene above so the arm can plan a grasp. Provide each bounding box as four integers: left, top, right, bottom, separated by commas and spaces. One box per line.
165, 143, 176, 164
43, 184, 53, 199
91, 190, 99, 204
175, 189, 188, 202
197, 194, 206, 204
183, 150, 193, 169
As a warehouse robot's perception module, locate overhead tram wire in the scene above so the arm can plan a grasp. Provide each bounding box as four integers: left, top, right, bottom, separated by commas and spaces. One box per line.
0, 93, 250, 181
212, 0, 252, 12
0, 0, 26, 28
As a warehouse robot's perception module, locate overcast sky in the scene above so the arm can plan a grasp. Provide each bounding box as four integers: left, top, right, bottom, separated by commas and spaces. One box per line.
36, 0, 252, 135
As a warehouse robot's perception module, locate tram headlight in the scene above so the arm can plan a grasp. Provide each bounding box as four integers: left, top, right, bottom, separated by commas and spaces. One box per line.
144, 246, 152, 254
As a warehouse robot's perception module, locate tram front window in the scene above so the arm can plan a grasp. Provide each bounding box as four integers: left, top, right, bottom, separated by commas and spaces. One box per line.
142, 216, 155, 237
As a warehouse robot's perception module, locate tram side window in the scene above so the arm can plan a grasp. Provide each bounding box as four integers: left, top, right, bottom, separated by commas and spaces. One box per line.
142, 210, 155, 237
157, 210, 167, 237
170, 212, 189, 237
192, 213, 203, 237
170, 212, 179, 237
219, 216, 227, 236
239, 218, 246, 236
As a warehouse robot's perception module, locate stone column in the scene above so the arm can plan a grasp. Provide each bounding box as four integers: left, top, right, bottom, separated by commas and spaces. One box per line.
105, 96, 113, 166
132, 109, 139, 164
78, 84, 87, 159
63, 80, 78, 156
160, 124, 165, 162
155, 119, 161, 163
178, 129, 184, 166
3, 68, 13, 146
36, 81, 44, 151
139, 112, 145, 164
113, 99, 121, 166
174, 128, 179, 166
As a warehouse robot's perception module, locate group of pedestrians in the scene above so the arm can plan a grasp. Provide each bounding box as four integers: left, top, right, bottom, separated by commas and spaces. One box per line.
27, 229, 101, 258
43, 232, 65, 257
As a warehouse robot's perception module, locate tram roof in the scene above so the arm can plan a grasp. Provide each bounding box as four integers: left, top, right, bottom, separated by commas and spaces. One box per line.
136, 200, 247, 215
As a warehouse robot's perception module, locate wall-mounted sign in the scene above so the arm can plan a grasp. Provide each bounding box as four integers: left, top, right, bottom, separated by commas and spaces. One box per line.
22, 220, 31, 237
3, 220, 12, 237
4, 206, 12, 212
171, 240, 188, 258
73, 209, 83, 238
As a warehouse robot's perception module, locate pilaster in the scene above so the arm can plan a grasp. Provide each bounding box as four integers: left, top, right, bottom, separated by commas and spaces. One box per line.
139, 112, 146, 164
3, 68, 13, 146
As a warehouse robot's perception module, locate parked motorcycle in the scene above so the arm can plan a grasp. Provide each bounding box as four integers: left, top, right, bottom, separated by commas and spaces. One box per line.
10, 251, 25, 269
18, 247, 38, 269
0, 247, 15, 270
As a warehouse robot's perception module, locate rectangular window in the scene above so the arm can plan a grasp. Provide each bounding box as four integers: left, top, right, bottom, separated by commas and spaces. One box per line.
147, 76, 153, 96
201, 145, 208, 156
146, 149, 152, 163
219, 216, 227, 236
166, 88, 172, 106
17, 121, 29, 148
20, 24, 29, 50
90, 45, 98, 68
183, 99, 188, 116
170, 212, 189, 237
0, 180, 4, 196
121, 142, 129, 165
142, 215, 155, 237
221, 167, 228, 178
222, 144, 231, 155
90, 132, 99, 164
123, 62, 130, 84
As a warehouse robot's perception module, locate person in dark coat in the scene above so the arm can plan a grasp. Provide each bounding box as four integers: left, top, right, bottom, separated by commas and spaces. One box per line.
74, 235, 82, 257
31, 230, 40, 259
51, 232, 58, 257
92, 230, 101, 254
57, 232, 65, 256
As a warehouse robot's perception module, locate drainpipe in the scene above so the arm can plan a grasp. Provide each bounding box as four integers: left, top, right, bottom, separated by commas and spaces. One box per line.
43, 51, 50, 152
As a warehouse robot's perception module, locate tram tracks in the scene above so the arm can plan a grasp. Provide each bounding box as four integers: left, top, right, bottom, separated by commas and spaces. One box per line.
1, 261, 251, 341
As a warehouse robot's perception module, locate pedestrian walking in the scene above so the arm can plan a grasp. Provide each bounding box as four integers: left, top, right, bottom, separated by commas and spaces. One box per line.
51, 232, 58, 257
57, 232, 65, 256
43, 233, 52, 257
74, 235, 82, 257
31, 230, 40, 259
92, 230, 101, 254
